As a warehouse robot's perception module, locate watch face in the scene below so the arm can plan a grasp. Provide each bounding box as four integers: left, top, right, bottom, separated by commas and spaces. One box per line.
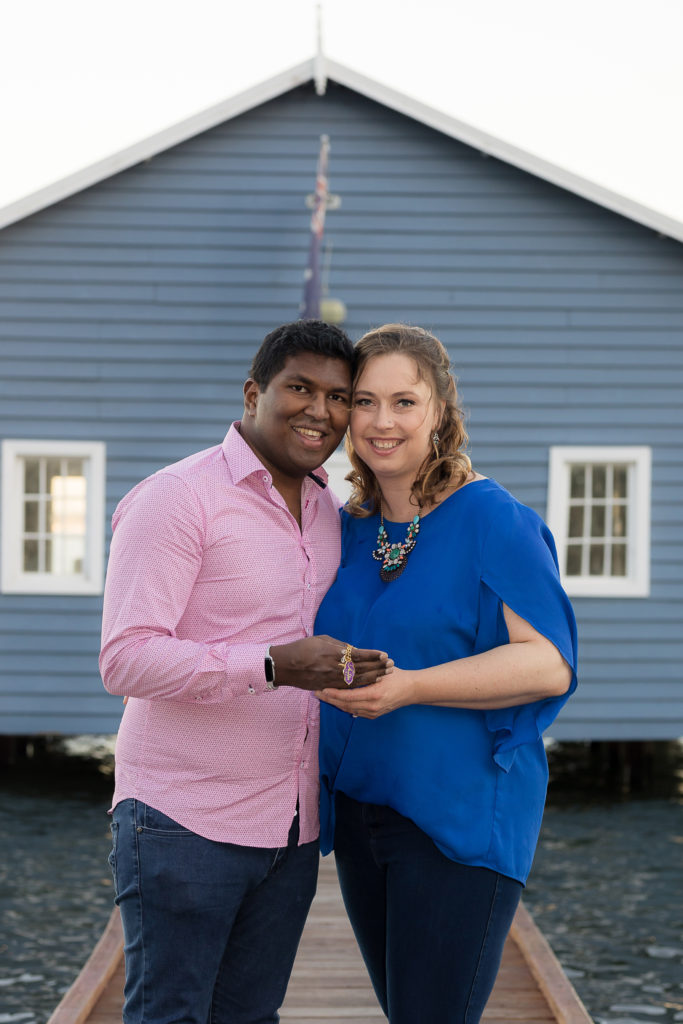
265, 657, 275, 683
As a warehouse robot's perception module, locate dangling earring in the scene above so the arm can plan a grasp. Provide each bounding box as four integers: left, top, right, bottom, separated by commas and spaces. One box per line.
432, 430, 440, 449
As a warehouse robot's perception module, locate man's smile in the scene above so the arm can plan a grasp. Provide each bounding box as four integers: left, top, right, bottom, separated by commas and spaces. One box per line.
292, 425, 327, 446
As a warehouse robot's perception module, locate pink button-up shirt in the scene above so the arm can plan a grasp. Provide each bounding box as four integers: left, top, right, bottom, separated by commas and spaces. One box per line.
100, 423, 342, 847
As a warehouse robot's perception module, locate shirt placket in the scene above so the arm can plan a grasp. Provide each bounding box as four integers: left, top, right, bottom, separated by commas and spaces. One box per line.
263, 474, 319, 827
300, 481, 320, 638
298, 483, 321, 831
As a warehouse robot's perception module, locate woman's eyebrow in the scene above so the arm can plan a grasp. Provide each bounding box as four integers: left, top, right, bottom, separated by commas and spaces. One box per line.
353, 388, 421, 398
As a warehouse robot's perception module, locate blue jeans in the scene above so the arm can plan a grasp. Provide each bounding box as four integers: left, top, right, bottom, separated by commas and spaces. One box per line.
334, 792, 522, 1024
109, 799, 319, 1024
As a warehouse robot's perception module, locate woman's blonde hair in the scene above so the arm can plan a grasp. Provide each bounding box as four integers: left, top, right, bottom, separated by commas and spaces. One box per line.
345, 324, 471, 517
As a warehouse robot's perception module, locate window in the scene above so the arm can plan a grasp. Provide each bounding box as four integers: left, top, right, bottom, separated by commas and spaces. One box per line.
1, 440, 106, 595
547, 446, 651, 597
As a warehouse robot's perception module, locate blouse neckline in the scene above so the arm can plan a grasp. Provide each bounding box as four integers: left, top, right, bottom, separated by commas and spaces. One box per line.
380, 477, 493, 526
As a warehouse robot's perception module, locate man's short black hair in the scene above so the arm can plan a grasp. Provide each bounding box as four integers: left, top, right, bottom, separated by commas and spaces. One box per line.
249, 319, 355, 389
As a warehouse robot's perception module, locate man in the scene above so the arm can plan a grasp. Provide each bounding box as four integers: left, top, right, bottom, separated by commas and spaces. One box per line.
100, 319, 390, 1024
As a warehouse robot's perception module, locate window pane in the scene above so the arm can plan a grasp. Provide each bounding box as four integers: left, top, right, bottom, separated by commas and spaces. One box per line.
613, 465, 628, 499
568, 506, 584, 537
591, 505, 606, 537
612, 505, 627, 538
49, 476, 87, 536
46, 458, 62, 493
592, 465, 607, 498
45, 538, 52, 573
50, 502, 86, 536
612, 544, 627, 576
66, 458, 83, 477
566, 545, 582, 576
66, 537, 85, 575
51, 536, 85, 576
24, 459, 40, 494
570, 466, 585, 498
24, 501, 39, 533
23, 539, 39, 572
589, 544, 605, 575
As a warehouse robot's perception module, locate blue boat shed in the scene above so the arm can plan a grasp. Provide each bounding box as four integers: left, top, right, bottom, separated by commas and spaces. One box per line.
0, 63, 681, 740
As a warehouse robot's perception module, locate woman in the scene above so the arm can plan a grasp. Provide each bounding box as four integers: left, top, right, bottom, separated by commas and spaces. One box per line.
314, 324, 577, 1024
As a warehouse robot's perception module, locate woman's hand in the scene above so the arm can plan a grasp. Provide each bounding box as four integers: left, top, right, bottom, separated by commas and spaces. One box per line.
317, 666, 415, 718
316, 604, 573, 716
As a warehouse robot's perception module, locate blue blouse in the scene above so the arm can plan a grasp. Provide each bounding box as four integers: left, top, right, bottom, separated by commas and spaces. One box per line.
314, 479, 578, 884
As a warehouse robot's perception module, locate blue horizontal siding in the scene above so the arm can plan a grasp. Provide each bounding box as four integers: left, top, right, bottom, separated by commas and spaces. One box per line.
1, 81, 682, 737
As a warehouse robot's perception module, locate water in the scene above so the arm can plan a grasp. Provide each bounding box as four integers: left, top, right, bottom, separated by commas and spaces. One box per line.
0, 740, 115, 1022
525, 801, 683, 1024
1, 739, 682, 1023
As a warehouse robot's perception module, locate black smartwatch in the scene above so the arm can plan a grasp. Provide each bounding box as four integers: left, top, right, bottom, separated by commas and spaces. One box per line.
264, 649, 277, 691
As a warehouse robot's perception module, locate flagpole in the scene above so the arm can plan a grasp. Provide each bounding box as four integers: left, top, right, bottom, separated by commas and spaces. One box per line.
300, 134, 330, 319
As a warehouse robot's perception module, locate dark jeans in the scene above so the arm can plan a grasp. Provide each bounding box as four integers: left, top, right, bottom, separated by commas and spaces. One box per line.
334, 791, 522, 1024
109, 799, 319, 1024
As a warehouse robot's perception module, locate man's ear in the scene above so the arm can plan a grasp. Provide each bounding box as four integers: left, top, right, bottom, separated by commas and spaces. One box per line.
243, 378, 260, 416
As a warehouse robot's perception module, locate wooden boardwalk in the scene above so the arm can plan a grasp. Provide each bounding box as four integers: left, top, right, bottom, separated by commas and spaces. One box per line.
48, 856, 593, 1024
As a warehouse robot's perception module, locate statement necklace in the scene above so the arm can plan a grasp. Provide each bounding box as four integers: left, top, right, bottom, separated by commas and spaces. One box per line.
372, 503, 421, 582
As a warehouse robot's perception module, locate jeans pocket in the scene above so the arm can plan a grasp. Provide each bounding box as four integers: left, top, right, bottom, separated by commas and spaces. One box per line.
140, 804, 193, 835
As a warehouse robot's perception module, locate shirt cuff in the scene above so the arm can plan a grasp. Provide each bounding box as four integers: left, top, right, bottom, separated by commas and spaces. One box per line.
222, 642, 273, 696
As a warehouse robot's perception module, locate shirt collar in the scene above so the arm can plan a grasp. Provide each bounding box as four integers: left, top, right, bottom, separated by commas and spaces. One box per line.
223, 422, 329, 489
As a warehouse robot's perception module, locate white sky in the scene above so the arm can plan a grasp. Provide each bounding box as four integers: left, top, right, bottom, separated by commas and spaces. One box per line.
1, 0, 683, 227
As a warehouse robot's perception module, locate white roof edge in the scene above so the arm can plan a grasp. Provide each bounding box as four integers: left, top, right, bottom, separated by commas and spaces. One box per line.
1, 54, 681, 245
0, 60, 315, 232
326, 58, 683, 246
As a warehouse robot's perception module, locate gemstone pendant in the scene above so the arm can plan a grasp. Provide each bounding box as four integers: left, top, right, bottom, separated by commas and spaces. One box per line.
380, 558, 407, 582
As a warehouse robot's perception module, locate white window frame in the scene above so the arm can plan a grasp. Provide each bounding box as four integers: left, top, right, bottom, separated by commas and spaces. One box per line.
1, 439, 106, 595
547, 445, 651, 598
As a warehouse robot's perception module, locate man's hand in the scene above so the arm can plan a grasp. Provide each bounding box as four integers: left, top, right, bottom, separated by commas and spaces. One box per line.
269, 636, 393, 691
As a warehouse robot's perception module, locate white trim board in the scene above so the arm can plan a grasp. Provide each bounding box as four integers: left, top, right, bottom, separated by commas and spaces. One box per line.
0, 61, 315, 232
1, 56, 682, 245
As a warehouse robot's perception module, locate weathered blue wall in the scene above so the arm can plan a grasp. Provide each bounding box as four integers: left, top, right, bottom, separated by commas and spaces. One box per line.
1, 82, 682, 737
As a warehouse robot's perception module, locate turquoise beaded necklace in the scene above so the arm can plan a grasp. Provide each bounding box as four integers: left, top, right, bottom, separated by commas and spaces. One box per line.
372, 503, 421, 582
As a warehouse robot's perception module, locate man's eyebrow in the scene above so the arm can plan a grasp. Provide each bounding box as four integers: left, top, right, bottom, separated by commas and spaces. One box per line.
284, 374, 351, 393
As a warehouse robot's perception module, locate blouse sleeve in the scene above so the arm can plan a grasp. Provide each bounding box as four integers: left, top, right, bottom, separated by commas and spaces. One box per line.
478, 500, 578, 771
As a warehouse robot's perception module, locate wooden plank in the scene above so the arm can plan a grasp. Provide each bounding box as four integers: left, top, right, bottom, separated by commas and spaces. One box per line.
510, 902, 593, 1024
46, 908, 123, 1024
46, 856, 591, 1024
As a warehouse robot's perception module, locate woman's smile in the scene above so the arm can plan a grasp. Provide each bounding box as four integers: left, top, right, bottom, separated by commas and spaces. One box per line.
366, 438, 404, 453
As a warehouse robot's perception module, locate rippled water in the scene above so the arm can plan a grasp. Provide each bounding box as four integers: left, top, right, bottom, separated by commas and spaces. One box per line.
1, 739, 682, 1024
525, 800, 683, 1024
0, 747, 114, 1022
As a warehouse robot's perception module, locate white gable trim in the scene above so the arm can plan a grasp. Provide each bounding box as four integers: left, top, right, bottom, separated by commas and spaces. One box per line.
1, 54, 682, 245
0, 60, 315, 232
326, 59, 683, 246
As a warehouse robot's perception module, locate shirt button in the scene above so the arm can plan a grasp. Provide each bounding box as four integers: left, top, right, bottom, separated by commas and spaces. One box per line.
248, 686, 256, 695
